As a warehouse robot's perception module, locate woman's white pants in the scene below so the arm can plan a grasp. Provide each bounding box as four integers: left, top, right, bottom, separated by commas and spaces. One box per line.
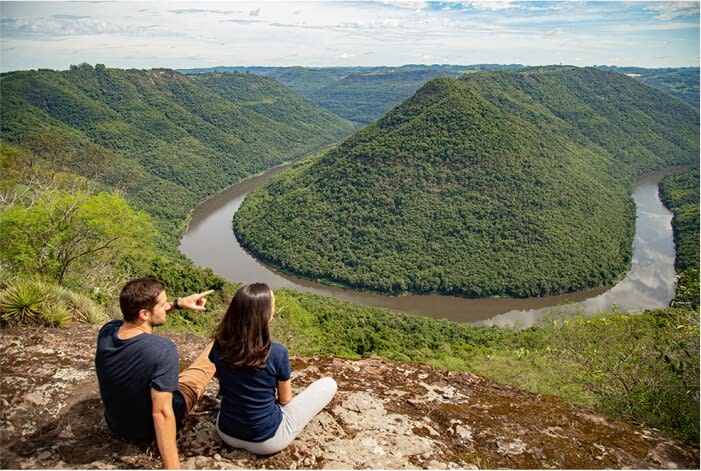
217, 376, 337, 455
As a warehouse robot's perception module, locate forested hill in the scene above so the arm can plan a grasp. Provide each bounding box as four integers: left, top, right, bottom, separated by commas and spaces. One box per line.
306, 68, 470, 125
182, 64, 524, 124
187, 72, 357, 133
181, 65, 699, 125
0, 64, 356, 246
599, 66, 700, 110
457, 67, 698, 177
234, 66, 699, 298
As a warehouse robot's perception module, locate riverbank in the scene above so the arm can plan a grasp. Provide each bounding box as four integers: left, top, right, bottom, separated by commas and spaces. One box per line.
179, 144, 339, 238
180, 167, 677, 326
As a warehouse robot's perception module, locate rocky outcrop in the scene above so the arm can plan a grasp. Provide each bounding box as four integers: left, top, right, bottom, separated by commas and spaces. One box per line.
1, 324, 698, 469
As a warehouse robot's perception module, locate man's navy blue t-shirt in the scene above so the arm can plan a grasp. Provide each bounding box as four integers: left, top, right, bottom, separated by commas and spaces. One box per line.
210, 343, 291, 442
95, 320, 186, 442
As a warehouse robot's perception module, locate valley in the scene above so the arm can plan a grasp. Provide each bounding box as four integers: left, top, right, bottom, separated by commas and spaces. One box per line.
181, 65, 700, 123
1, 62, 699, 448
233, 67, 698, 299
0, 65, 356, 248
180, 161, 677, 326
2, 0, 700, 457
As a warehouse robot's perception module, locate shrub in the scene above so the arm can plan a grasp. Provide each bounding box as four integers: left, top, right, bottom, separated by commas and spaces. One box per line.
0, 279, 48, 325
43, 300, 73, 328
66, 290, 109, 324
0, 278, 108, 327
541, 309, 699, 443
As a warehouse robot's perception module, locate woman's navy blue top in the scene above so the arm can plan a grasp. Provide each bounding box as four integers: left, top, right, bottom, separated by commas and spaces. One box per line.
210, 342, 291, 442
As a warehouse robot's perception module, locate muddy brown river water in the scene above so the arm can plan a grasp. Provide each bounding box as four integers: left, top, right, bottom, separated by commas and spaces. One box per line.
179, 166, 676, 327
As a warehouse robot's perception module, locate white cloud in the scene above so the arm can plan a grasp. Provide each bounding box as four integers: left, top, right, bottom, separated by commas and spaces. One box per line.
224, 18, 263, 25
375, 1, 429, 10
0, 1, 697, 71
645, 1, 699, 21
1, 16, 155, 37
459, 1, 519, 12
611, 21, 701, 33
169, 9, 233, 15
544, 27, 565, 37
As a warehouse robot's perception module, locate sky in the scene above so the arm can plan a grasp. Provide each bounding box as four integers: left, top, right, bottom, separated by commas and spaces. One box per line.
0, 1, 699, 72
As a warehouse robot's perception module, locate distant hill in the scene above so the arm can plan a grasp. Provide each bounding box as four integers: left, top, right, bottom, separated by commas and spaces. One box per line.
179, 66, 354, 96
307, 68, 469, 125
598, 66, 700, 110
234, 66, 699, 298
0, 64, 356, 246
181, 65, 699, 124
181, 65, 525, 124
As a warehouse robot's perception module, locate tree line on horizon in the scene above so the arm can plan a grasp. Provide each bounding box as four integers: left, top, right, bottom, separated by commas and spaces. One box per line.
180, 64, 700, 124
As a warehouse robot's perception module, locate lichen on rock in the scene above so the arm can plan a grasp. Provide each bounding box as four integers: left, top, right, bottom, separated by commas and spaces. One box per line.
1, 324, 698, 469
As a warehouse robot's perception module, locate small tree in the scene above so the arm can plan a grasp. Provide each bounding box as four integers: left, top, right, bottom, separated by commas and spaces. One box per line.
1, 187, 155, 285
0, 144, 156, 288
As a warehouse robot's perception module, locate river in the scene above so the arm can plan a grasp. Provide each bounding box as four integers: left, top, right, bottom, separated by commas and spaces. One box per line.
179, 166, 676, 327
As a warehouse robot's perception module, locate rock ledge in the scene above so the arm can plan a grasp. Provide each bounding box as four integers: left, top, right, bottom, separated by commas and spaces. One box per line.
1, 324, 698, 469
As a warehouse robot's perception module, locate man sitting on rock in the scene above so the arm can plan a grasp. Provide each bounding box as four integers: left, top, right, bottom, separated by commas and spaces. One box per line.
95, 277, 216, 469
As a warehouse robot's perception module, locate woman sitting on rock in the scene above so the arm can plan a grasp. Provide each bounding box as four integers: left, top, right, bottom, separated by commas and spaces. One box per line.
210, 282, 337, 455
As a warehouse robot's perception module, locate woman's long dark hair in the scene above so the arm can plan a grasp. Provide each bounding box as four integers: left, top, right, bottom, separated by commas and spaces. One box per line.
213, 283, 273, 369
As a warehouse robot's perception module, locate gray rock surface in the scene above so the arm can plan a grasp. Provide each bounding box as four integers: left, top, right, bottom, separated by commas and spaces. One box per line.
1, 324, 698, 469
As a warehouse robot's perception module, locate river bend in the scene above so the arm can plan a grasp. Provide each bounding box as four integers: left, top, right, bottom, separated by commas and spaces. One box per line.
179, 167, 676, 327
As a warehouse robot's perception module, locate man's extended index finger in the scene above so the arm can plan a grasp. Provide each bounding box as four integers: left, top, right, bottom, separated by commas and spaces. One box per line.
199, 289, 215, 297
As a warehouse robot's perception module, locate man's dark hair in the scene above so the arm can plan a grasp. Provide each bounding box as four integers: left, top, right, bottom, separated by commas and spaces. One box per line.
119, 278, 166, 322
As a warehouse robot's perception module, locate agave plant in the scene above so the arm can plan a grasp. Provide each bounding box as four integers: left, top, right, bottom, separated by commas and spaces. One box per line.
0, 278, 109, 327
42, 299, 73, 328
0, 279, 49, 325
65, 290, 109, 324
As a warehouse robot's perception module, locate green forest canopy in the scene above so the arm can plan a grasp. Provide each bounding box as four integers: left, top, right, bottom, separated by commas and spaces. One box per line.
181, 65, 699, 125
234, 66, 699, 298
0, 65, 697, 446
659, 167, 700, 309
0, 64, 356, 248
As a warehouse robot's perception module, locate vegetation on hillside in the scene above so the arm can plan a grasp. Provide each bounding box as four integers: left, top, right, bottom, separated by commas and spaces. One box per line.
307, 68, 471, 124
187, 72, 358, 135
234, 67, 699, 298
189, 66, 354, 97
464, 67, 698, 175
183, 64, 524, 125
265, 288, 699, 444
0, 143, 155, 292
0, 144, 234, 324
0, 64, 355, 249
181, 65, 699, 124
598, 66, 700, 110
660, 167, 700, 309
0, 111, 698, 446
